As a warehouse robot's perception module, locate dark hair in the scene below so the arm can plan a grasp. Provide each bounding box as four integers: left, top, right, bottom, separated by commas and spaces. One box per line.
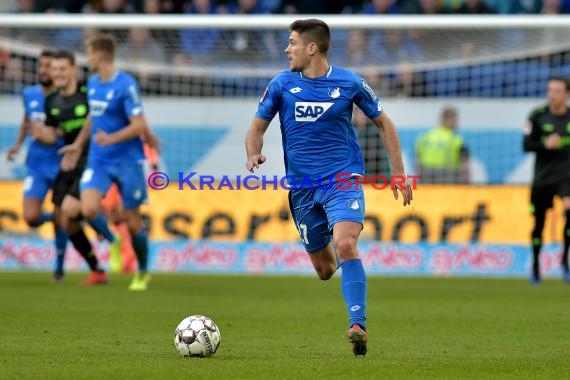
52, 49, 76, 66
290, 19, 331, 55
548, 76, 570, 92
85, 33, 116, 60
39, 49, 54, 59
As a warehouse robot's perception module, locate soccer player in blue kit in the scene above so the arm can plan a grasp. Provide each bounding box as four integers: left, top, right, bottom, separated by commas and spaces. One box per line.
7, 50, 68, 282
61, 34, 151, 291
245, 19, 413, 356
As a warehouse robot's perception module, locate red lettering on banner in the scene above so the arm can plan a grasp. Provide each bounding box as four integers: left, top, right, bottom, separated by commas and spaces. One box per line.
155, 244, 238, 271
0, 241, 106, 269
538, 250, 562, 275
245, 245, 311, 273
361, 245, 423, 269
429, 246, 513, 275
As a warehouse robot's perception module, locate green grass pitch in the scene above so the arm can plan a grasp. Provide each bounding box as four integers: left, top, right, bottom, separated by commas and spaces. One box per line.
1, 272, 569, 379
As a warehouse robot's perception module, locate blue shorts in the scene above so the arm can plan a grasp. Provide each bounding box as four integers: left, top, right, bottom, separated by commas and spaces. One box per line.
23, 165, 59, 201
80, 161, 147, 209
288, 179, 365, 254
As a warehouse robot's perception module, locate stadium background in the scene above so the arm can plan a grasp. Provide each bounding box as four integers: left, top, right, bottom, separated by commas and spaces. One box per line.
1, 0, 570, 278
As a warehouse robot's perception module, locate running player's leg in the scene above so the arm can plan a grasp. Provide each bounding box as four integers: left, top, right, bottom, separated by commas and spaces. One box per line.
22, 172, 53, 227
113, 162, 149, 290
51, 177, 67, 282
79, 165, 108, 221
288, 189, 336, 280
530, 185, 553, 284
27, 169, 66, 281
558, 181, 570, 282
124, 207, 150, 290
321, 179, 367, 356
66, 172, 120, 271
75, 165, 111, 284
100, 184, 125, 273
62, 194, 106, 282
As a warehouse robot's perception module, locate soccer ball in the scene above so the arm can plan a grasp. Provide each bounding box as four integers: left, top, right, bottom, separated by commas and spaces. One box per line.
174, 315, 221, 357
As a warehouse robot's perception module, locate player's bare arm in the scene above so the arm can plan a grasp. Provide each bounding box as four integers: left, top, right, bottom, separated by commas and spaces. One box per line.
245, 117, 270, 172
142, 121, 161, 151
372, 112, 413, 206
59, 114, 91, 171
31, 122, 58, 145
7, 116, 29, 161
94, 115, 146, 146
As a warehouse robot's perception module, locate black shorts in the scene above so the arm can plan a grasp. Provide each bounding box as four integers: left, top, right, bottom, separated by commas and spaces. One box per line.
52, 167, 83, 206
530, 180, 570, 214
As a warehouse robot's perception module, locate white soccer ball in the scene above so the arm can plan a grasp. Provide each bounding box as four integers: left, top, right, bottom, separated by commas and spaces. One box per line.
174, 315, 221, 357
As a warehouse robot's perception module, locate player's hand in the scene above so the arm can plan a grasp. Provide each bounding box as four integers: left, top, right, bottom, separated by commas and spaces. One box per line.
392, 177, 413, 206
59, 144, 81, 171
246, 154, 266, 173
6, 145, 20, 161
144, 130, 161, 152
544, 133, 561, 150
58, 143, 80, 155
94, 129, 114, 146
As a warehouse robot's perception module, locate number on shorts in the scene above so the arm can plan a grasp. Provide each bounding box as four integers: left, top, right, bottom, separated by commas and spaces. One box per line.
298, 223, 309, 244
80, 168, 94, 184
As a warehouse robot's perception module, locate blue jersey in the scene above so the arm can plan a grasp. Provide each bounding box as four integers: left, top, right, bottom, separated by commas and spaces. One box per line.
87, 70, 145, 164
22, 85, 63, 169
256, 65, 383, 185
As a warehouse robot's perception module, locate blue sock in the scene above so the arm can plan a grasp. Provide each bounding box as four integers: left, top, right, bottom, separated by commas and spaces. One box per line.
131, 229, 148, 272
38, 212, 53, 226
54, 229, 67, 273
88, 213, 115, 242
341, 258, 367, 330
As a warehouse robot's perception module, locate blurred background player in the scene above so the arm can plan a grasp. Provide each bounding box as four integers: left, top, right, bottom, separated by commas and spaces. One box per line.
415, 106, 470, 184
61, 34, 152, 291
6, 50, 68, 282
100, 136, 159, 274
33, 49, 124, 284
523, 76, 570, 285
246, 19, 412, 356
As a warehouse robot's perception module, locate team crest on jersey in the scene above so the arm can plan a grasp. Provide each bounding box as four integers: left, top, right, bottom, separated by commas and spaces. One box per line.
328, 87, 340, 99
347, 199, 360, 210
106, 90, 115, 100
295, 102, 333, 122
89, 100, 109, 116
289, 87, 303, 94
89, 88, 96, 96
29, 100, 38, 109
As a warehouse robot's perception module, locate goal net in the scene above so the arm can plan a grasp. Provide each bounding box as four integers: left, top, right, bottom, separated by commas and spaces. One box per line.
1, 15, 570, 185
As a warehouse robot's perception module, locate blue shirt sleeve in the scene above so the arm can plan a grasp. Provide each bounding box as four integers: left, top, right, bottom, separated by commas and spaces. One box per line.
122, 75, 144, 118
255, 76, 281, 121
353, 77, 383, 120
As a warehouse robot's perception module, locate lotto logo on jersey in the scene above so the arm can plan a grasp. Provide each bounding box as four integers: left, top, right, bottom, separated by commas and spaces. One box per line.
295, 102, 333, 122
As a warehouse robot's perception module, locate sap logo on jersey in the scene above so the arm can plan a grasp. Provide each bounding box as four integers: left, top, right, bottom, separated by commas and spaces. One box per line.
295, 102, 333, 122
89, 100, 109, 116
